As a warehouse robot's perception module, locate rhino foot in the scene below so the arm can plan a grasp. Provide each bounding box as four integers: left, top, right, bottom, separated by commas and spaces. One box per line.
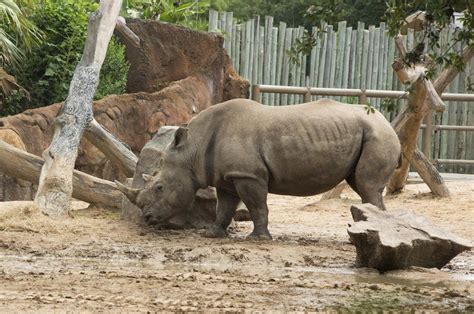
202, 226, 228, 238
247, 229, 272, 241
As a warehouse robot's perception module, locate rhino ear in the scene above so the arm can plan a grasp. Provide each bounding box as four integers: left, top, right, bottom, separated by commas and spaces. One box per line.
173, 126, 188, 148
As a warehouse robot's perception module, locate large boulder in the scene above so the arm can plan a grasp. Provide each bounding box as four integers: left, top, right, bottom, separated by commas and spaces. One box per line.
347, 204, 472, 271
119, 19, 249, 103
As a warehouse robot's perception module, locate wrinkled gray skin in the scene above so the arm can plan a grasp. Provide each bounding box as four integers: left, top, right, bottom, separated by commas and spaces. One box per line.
130, 99, 401, 240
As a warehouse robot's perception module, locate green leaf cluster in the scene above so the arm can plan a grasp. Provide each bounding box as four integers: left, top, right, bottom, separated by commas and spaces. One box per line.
385, 0, 472, 85
3, 0, 129, 116
0, 0, 42, 69
211, 0, 387, 28
123, 0, 210, 31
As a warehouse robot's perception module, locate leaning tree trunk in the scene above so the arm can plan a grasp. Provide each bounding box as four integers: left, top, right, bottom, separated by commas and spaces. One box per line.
35, 0, 122, 217
387, 42, 473, 196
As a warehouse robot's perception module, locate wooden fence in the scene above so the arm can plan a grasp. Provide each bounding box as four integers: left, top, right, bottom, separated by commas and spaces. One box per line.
208, 10, 474, 174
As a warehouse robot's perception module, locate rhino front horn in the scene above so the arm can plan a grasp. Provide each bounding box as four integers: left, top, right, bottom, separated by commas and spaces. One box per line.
115, 180, 139, 203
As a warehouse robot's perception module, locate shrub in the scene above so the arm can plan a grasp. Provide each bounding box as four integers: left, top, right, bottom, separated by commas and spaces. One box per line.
3, 0, 129, 116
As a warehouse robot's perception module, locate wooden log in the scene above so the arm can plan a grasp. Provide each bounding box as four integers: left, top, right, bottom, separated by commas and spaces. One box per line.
35, 0, 122, 217
0, 140, 123, 209
347, 204, 471, 271
115, 16, 140, 48
83, 119, 138, 177
320, 182, 348, 201
409, 148, 450, 196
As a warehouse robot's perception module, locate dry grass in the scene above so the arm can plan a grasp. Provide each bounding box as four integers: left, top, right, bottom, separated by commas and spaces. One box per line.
0, 201, 81, 234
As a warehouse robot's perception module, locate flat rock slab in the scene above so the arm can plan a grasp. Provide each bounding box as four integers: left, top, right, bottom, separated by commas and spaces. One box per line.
347, 204, 471, 272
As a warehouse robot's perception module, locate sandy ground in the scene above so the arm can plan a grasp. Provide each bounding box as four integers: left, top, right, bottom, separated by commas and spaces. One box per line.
0, 180, 472, 312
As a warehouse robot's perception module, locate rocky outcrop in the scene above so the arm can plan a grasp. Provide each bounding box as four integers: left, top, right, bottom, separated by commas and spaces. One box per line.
120, 19, 249, 103
1, 20, 249, 202
347, 204, 472, 271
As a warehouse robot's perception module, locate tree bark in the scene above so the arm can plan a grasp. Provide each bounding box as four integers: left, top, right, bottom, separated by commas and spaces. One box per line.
84, 119, 138, 177
409, 148, 450, 196
0, 140, 123, 209
115, 16, 140, 48
387, 72, 429, 194
387, 34, 453, 196
35, 0, 122, 217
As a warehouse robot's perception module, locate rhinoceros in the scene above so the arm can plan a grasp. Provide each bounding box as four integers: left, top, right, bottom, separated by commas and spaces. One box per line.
117, 98, 401, 240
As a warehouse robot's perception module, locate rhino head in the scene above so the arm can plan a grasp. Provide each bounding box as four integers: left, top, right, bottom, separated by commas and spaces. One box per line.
116, 126, 198, 224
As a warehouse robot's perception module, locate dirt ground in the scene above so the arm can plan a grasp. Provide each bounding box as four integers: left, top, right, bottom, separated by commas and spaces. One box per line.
0, 179, 472, 312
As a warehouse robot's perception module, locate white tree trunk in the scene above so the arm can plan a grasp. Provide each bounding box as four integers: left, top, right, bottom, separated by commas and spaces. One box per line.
35, 0, 122, 217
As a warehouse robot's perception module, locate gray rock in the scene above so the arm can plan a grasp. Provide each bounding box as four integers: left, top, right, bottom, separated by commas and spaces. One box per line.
347, 204, 471, 271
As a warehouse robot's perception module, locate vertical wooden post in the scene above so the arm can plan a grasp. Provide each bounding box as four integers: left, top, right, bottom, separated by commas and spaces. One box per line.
251, 85, 261, 102
359, 90, 367, 105
208, 10, 218, 32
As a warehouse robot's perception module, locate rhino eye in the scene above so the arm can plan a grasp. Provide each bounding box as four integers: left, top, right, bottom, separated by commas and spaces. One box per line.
155, 184, 163, 192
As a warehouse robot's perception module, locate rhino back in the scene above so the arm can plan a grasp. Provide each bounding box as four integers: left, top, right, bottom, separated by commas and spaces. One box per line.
188, 99, 397, 195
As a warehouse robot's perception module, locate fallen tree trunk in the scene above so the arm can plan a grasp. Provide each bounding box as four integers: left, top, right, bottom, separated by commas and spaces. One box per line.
35, 0, 122, 217
0, 140, 123, 209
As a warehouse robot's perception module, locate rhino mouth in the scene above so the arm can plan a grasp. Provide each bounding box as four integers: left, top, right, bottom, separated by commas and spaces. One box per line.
142, 207, 177, 226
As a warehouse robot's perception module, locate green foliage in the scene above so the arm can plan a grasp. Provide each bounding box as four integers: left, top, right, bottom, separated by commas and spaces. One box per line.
213, 0, 387, 28
212, 0, 315, 27
384, 0, 473, 87
124, 0, 210, 31
364, 103, 376, 114
95, 37, 130, 100
380, 98, 399, 113
3, 0, 129, 116
0, 89, 29, 116
0, 0, 42, 69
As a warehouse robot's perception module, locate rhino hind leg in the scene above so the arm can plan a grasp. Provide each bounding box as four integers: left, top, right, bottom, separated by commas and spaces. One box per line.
347, 141, 398, 211
203, 188, 240, 238
233, 178, 272, 240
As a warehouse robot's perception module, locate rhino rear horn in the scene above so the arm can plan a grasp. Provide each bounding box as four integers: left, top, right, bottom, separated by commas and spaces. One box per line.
115, 180, 139, 203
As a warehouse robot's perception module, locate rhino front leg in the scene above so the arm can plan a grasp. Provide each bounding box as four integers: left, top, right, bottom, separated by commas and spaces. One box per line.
233, 178, 272, 240
203, 188, 240, 238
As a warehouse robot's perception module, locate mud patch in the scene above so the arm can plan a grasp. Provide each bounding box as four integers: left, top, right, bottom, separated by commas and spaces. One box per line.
0, 181, 472, 311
